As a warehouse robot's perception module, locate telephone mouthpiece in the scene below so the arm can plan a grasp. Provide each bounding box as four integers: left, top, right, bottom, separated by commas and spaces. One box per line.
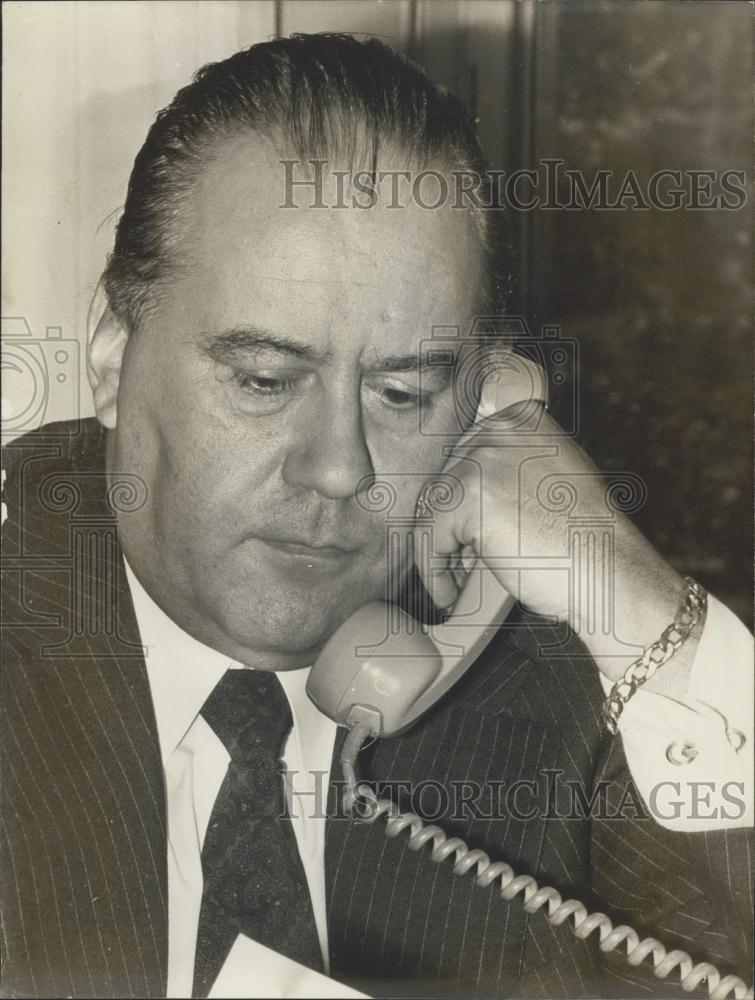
307, 601, 443, 737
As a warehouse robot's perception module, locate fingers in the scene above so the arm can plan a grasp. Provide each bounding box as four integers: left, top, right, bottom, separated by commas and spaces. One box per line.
441, 403, 558, 480
433, 566, 461, 612
460, 544, 476, 575
413, 473, 477, 610
413, 520, 461, 611
415, 546, 460, 611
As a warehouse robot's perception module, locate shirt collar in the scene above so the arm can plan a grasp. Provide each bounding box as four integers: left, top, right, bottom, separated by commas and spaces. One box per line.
124, 558, 234, 764
123, 558, 333, 767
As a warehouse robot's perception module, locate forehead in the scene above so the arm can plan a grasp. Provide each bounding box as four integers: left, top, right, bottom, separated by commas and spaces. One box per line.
167, 134, 485, 351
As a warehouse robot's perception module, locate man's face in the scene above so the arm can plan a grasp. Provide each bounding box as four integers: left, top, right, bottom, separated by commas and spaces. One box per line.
111, 136, 485, 669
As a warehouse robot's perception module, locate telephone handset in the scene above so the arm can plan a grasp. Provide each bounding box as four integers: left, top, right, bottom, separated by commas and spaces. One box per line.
305, 358, 753, 1000
306, 568, 514, 737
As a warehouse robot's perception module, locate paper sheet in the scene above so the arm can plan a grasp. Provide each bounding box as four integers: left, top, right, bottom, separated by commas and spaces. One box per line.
207, 934, 368, 999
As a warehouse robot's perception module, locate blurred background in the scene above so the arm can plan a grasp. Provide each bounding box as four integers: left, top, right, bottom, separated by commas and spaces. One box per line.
2, 0, 751, 619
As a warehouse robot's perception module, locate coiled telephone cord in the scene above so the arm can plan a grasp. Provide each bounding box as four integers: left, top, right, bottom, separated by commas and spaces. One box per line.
341, 723, 754, 1000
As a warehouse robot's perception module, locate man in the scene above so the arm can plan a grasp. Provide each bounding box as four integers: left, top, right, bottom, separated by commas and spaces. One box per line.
1, 32, 752, 1000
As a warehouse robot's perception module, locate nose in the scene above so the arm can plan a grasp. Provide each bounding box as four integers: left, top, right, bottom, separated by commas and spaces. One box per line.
282, 392, 374, 500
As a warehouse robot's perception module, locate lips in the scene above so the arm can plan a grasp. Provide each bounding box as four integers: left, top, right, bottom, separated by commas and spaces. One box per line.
263, 538, 354, 557
250, 533, 362, 561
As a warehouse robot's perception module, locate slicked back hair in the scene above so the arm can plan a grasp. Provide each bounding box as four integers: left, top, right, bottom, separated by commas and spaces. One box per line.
103, 32, 510, 332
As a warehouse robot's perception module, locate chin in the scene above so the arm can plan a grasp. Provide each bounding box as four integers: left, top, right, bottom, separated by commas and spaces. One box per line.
207, 577, 381, 658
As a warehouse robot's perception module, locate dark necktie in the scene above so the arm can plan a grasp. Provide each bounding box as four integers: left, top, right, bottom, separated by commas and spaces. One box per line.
192, 669, 323, 998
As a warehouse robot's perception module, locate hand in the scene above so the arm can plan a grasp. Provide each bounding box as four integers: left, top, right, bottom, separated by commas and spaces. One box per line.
414, 405, 698, 694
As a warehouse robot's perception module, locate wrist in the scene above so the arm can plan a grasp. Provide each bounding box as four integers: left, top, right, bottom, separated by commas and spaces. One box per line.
572, 534, 700, 696
603, 577, 708, 735
601, 576, 708, 732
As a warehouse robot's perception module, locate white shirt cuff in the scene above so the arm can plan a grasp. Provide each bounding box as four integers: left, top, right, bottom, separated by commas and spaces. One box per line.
598, 594, 753, 832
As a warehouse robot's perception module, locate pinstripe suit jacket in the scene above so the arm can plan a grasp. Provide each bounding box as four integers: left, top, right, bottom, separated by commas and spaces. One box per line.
2, 420, 752, 999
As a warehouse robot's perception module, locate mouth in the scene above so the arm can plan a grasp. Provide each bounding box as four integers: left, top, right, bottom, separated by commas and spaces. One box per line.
252, 534, 361, 565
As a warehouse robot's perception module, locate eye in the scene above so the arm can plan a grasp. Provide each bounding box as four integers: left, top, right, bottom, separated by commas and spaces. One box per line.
233, 372, 294, 396
380, 385, 421, 408
364, 374, 428, 415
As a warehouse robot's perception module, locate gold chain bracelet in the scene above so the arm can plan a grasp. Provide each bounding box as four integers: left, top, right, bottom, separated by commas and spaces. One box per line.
602, 576, 708, 735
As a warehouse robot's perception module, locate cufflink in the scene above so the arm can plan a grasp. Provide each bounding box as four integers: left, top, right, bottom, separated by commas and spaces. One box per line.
665, 741, 699, 766
726, 727, 746, 753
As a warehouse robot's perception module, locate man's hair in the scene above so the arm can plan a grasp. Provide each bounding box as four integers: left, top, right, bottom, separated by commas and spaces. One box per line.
104, 32, 510, 331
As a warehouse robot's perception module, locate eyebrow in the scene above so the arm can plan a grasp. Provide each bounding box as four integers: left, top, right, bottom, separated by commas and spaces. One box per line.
375, 353, 448, 372
203, 327, 330, 363
365, 352, 457, 391
202, 325, 458, 382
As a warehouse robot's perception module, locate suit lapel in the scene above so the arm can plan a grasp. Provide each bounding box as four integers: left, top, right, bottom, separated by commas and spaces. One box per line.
324, 614, 562, 997
1, 420, 168, 998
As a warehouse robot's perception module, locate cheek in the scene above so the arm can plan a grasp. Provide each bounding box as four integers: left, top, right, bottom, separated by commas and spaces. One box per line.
115, 394, 278, 554
367, 399, 460, 472
363, 436, 457, 529
160, 425, 284, 530
125, 368, 283, 513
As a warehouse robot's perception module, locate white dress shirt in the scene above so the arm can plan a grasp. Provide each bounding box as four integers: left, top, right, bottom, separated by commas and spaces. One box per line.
124, 563, 337, 998
124, 561, 752, 999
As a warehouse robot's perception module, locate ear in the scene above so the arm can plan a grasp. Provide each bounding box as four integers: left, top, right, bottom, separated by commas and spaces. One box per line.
86, 277, 129, 429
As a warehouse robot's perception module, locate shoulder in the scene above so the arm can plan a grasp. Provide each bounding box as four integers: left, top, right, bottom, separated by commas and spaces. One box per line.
442, 605, 608, 748
2, 418, 107, 528
2, 418, 111, 602
1, 416, 129, 667
2, 418, 106, 487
